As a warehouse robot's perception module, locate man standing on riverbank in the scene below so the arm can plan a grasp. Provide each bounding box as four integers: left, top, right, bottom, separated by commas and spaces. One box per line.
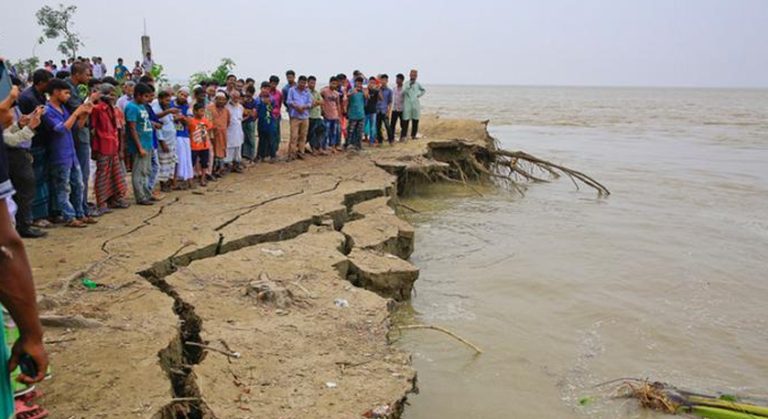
15, 69, 53, 237
268, 76, 283, 155
307, 76, 324, 155
321, 77, 341, 152
391, 74, 406, 141
282, 70, 296, 113
376, 74, 393, 144
0, 125, 49, 419
345, 77, 367, 151
286, 76, 312, 160
402, 69, 425, 140
65, 62, 94, 218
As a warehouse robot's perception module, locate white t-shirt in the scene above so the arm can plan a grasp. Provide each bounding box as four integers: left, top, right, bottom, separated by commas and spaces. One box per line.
226, 103, 244, 148
92, 63, 104, 78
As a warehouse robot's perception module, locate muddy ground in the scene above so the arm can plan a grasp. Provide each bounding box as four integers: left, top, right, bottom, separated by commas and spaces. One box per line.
25, 116, 492, 418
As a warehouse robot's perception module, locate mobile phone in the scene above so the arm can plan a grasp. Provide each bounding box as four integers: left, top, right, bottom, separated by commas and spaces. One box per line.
0, 61, 12, 104
19, 354, 38, 378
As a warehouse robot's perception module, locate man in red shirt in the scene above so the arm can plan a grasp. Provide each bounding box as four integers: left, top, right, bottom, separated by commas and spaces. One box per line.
90, 84, 129, 212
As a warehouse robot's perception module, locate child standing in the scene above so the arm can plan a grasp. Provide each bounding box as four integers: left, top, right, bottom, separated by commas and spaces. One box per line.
152, 91, 180, 192
225, 90, 245, 173
255, 91, 277, 162
206, 92, 230, 178
364, 77, 380, 145
188, 103, 214, 187
125, 83, 156, 205
171, 88, 194, 188
345, 77, 367, 151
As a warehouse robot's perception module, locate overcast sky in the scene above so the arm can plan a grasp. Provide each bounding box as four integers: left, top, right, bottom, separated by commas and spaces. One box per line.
2, 0, 767, 87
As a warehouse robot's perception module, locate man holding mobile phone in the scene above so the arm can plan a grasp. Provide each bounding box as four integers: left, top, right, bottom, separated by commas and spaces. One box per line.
0, 66, 49, 418
13, 69, 54, 238
65, 62, 97, 218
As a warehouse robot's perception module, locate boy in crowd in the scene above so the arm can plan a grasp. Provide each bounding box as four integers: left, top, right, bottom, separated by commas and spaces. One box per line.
345, 77, 367, 151
268, 76, 283, 155
125, 83, 155, 205
286, 75, 312, 160
376, 74, 394, 144
188, 103, 214, 187
152, 91, 180, 192
391, 73, 406, 141
255, 84, 277, 162
42, 79, 96, 227
307, 76, 325, 155
114, 58, 128, 82
90, 83, 129, 213
207, 92, 230, 178
225, 90, 245, 173
320, 76, 341, 153
241, 85, 258, 161
364, 77, 380, 145
171, 88, 194, 188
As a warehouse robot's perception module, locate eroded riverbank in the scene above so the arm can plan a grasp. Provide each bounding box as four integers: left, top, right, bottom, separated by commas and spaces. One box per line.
26, 116, 497, 418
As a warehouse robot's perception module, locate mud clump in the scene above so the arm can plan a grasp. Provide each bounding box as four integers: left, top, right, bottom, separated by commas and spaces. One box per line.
245, 272, 295, 309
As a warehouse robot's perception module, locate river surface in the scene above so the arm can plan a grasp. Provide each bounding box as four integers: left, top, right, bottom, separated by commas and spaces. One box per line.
397, 85, 768, 418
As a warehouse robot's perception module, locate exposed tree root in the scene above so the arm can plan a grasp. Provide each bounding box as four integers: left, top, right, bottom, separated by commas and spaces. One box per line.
427, 139, 610, 197
396, 324, 483, 354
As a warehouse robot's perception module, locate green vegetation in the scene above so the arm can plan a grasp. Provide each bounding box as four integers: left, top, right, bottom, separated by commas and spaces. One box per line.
189, 58, 236, 87
35, 3, 83, 59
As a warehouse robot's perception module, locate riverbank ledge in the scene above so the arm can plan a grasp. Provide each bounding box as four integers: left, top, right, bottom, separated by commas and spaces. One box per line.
27, 116, 495, 418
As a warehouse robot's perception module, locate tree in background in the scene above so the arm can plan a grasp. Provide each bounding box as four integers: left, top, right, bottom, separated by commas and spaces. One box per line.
149, 64, 169, 87
13, 57, 41, 81
189, 58, 236, 87
36, 3, 83, 59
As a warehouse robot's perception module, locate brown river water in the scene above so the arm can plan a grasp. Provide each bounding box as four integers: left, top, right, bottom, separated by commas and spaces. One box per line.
397, 86, 768, 418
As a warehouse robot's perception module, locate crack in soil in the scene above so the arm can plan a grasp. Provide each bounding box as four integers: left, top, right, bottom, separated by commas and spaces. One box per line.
214, 189, 305, 232
136, 184, 395, 418
100, 197, 182, 255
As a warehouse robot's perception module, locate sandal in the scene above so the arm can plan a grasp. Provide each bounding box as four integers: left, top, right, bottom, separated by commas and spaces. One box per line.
14, 399, 49, 419
17, 388, 43, 403
31, 219, 53, 229
79, 217, 98, 225
65, 219, 87, 228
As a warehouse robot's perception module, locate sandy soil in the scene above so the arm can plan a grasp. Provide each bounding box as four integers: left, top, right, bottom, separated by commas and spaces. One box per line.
23, 116, 491, 418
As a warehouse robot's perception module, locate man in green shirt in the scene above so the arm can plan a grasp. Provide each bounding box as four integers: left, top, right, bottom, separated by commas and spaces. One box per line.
402, 69, 426, 140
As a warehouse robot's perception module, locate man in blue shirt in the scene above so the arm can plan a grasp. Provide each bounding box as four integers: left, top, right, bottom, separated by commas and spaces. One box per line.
125, 83, 156, 205
376, 74, 394, 144
286, 75, 312, 160
281, 70, 296, 112
41, 79, 95, 228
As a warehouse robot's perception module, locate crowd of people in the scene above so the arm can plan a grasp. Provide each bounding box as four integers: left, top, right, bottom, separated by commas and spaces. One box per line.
0, 54, 426, 417
3, 55, 427, 237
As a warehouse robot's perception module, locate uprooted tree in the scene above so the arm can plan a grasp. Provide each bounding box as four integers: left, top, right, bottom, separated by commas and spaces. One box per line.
376, 136, 610, 197
425, 137, 610, 197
